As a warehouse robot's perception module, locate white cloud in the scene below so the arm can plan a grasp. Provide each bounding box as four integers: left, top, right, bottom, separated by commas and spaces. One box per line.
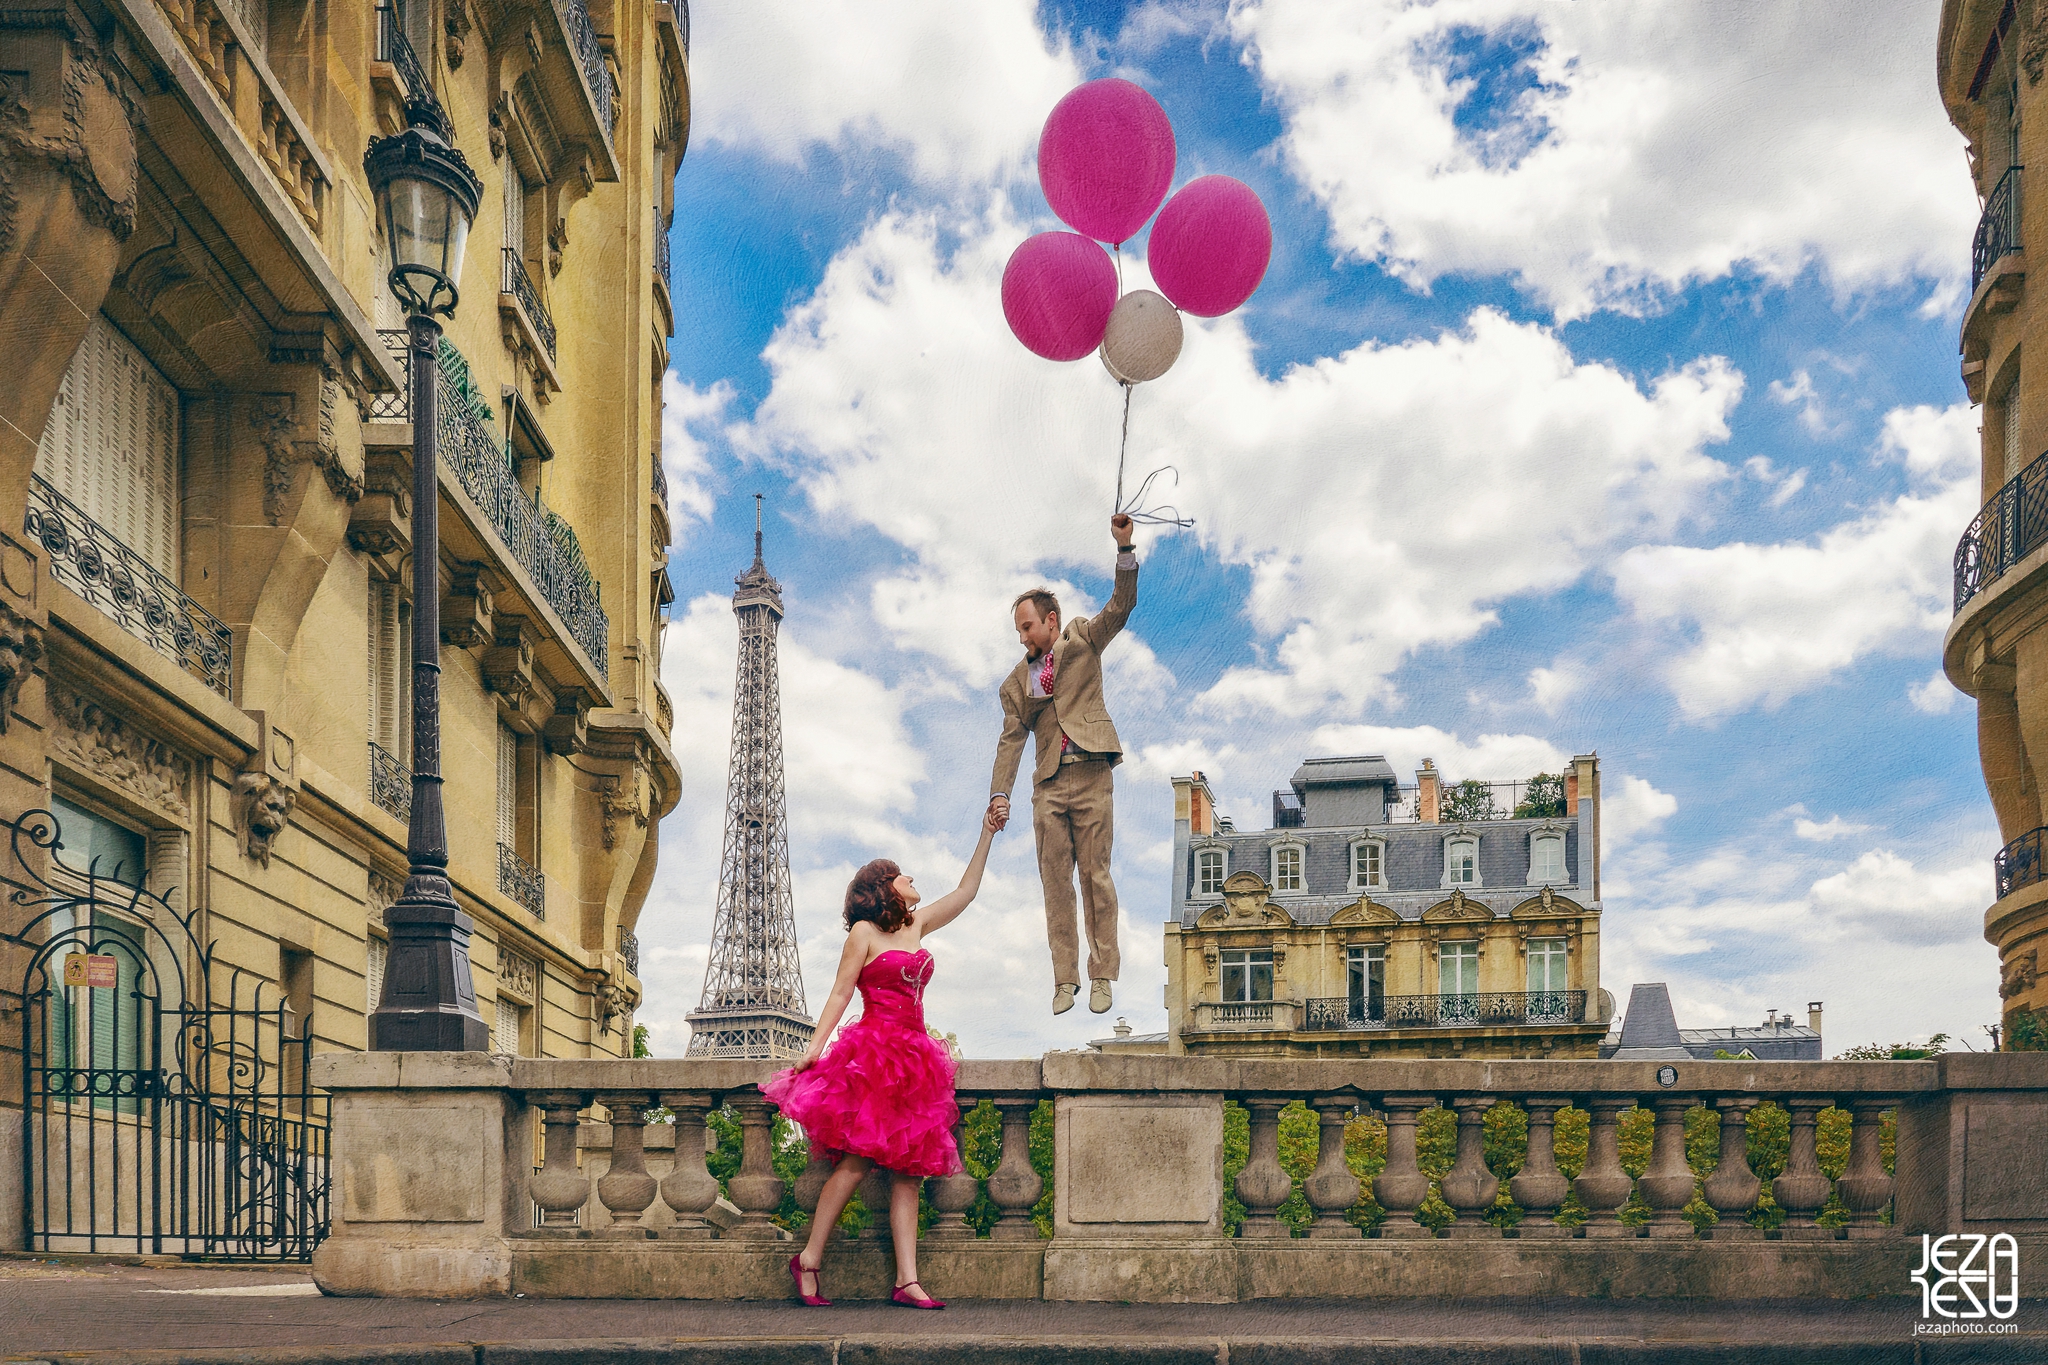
1879, 401, 1980, 483
740, 208, 1743, 715
688, 0, 1080, 183
1809, 849, 1989, 948
1234, 0, 1975, 317
1604, 774, 1678, 849
661, 374, 730, 540
1910, 670, 1962, 715
1795, 814, 1870, 842
1769, 369, 1833, 439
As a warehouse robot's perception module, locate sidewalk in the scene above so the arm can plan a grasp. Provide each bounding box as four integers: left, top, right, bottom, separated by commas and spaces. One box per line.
0, 1259, 2041, 1364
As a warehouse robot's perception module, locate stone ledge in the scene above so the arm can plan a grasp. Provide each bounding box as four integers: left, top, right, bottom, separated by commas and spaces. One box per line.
508, 1240, 1044, 1301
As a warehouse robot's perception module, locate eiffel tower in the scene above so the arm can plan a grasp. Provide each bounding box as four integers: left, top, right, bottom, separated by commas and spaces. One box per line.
685, 497, 815, 1058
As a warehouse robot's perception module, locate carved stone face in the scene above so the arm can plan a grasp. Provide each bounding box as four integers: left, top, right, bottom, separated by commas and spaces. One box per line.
251, 783, 293, 836
0, 608, 44, 704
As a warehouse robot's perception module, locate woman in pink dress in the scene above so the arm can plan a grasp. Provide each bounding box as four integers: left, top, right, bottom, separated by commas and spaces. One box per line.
764, 808, 999, 1308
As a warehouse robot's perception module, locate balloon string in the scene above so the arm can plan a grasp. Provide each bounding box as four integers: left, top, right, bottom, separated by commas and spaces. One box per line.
1112, 241, 1124, 295
1113, 381, 1194, 530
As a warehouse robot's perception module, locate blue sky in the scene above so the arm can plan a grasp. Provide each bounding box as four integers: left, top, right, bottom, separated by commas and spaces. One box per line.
639, 0, 2001, 1058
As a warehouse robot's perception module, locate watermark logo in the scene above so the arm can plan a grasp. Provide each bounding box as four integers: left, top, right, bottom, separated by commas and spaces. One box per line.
1910, 1233, 2019, 1334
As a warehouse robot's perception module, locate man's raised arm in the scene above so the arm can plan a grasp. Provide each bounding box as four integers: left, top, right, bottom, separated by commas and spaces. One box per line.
1078, 514, 1139, 652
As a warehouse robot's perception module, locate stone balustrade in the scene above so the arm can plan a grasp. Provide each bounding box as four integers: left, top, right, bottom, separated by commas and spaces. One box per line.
309, 1051, 2048, 1303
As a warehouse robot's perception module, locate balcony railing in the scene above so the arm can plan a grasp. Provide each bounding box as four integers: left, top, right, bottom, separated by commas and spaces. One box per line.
1954, 448, 2048, 612
655, 205, 672, 295
1973, 164, 2023, 292
557, 0, 615, 139
24, 476, 234, 698
373, 1, 433, 110
499, 843, 544, 918
1995, 825, 2046, 899
368, 741, 411, 821
1300, 990, 1588, 1032
501, 248, 556, 361
651, 457, 669, 508
368, 333, 609, 677
617, 927, 639, 976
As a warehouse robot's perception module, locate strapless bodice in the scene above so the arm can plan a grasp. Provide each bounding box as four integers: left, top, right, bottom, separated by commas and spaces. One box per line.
855, 948, 933, 1031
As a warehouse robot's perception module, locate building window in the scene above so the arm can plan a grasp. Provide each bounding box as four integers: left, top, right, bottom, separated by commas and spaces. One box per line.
1528, 937, 1568, 993
493, 996, 528, 1055
1220, 948, 1274, 1003
45, 798, 152, 1114
1346, 945, 1385, 1023
1444, 836, 1480, 888
1196, 848, 1225, 895
35, 314, 181, 579
504, 162, 527, 256
368, 579, 411, 761
1272, 843, 1304, 893
1529, 833, 1565, 885
1439, 940, 1479, 1022
1350, 840, 1383, 891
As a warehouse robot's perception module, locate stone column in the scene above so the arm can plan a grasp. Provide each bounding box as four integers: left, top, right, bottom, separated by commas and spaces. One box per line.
926, 1097, 983, 1241
1701, 1098, 1762, 1240
1772, 1097, 1834, 1241
527, 1092, 592, 1235
656, 1092, 721, 1239
1508, 1098, 1572, 1238
595, 1094, 658, 1239
1836, 1100, 1896, 1239
724, 1094, 787, 1240
0, 14, 140, 534
1438, 1097, 1499, 1238
1575, 1099, 1637, 1238
985, 1097, 1044, 1240
1638, 1096, 1699, 1239
1370, 1096, 1434, 1239
1235, 1097, 1293, 1238
856, 1163, 897, 1244
1304, 1094, 1362, 1239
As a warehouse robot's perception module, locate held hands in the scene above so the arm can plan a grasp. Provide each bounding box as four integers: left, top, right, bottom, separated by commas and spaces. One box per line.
1111, 513, 1134, 551
988, 793, 1011, 832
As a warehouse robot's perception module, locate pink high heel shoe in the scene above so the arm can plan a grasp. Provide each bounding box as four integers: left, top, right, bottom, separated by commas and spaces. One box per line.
892, 1280, 945, 1309
788, 1254, 831, 1306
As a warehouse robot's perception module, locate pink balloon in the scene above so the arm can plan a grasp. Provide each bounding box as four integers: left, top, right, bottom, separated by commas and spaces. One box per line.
1002, 232, 1118, 362
1148, 175, 1272, 317
1039, 79, 1176, 245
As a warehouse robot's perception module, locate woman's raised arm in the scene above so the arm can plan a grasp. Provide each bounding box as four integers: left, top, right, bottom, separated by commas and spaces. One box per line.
914, 807, 1000, 936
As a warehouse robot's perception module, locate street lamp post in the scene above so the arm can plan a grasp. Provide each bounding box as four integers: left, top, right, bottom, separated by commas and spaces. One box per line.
364, 97, 490, 1051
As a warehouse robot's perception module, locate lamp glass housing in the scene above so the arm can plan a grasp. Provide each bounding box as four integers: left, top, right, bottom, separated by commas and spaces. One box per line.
381, 171, 471, 316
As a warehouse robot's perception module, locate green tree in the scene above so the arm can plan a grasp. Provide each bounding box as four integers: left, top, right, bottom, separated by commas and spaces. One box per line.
1513, 773, 1567, 818
1440, 779, 1501, 822
2005, 1008, 2048, 1051
1837, 1033, 1948, 1060
631, 1023, 652, 1058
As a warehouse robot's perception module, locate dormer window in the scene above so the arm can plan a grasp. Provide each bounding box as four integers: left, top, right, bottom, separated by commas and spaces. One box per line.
1444, 834, 1480, 889
1349, 838, 1384, 891
1196, 847, 1226, 896
1529, 832, 1565, 885
1271, 842, 1304, 893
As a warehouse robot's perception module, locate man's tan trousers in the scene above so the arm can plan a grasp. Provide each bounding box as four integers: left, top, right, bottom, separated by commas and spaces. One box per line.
1033, 759, 1119, 986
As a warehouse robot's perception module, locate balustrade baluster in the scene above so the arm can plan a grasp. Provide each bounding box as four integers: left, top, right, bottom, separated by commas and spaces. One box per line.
527, 1091, 592, 1235
725, 1094, 787, 1240
856, 1164, 897, 1243
1575, 1099, 1637, 1237
595, 1092, 659, 1238
1639, 1096, 1700, 1239
1439, 1097, 1500, 1238
1369, 1095, 1434, 1239
1772, 1097, 1834, 1240
791, 1149, 834, 1230
1304, 1094, 1363, 1238
1508, 1098, 1571, 1237
1836, 1099, 1896, 1239
927, 1097, 982, 1240
985, 1097, 1043, 1239
1701, 1098, 1762, 1239
1235, 1096, 1293, 1238
655, 1092, 721, 1239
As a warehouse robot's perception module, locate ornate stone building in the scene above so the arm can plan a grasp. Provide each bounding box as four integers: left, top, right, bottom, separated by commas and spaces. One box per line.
1163, 757, 1611, 1057
1939, 0, 2048, 1047
0, 0, 687, 1244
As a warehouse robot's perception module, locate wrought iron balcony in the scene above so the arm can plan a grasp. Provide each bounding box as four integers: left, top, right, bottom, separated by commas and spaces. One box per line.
374, 1, 435, 114
368, 742, 411, 821
655, 204, 672, 295
557, 0, 615, 139
1973, 165, 2023, 292
1954, 449, 2048, 612
501, 248, 556, 361
617, 927, 639, 976
1301, 990, 1588, 1032
364, 335, 609, 677
498, 843, 544, 918
24, 476, 234, 697
652, 457, 669, 508
1996, 825, 2047, 899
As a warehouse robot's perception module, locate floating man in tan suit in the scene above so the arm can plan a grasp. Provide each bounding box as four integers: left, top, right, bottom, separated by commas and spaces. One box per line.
989, 515, 1138, 1016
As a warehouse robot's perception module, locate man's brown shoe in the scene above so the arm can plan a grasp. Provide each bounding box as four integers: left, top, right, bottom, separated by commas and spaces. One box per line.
1053, 983, 1078, 1015
1090, 979, 1113, 1014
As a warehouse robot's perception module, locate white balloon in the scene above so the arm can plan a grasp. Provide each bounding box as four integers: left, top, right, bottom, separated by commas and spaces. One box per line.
1099, 289, 1183, 384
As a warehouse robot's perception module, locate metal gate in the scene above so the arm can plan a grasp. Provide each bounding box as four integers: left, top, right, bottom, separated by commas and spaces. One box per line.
6, 808, 330, 1259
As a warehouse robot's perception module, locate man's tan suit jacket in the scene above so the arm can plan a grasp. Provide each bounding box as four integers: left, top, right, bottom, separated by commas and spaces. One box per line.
990, 563, 1138, 797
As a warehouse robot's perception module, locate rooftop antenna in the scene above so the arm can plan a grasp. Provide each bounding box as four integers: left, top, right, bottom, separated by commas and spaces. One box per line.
753, 492, 764, 564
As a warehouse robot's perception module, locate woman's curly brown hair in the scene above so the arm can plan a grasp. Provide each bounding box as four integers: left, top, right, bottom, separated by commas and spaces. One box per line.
844, 858, 912, 932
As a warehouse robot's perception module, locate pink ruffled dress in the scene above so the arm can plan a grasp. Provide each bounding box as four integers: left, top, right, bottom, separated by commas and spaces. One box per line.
763, 948, 961, 1178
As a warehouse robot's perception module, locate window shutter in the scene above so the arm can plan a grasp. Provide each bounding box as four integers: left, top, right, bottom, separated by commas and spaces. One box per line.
34, 316, 180, 580
368, 582, 405, 753
2006, 377, 2024, 484
366, 935, 388, 1013
504, 166, 525, 254
497, 722, 517, 849
493, 997, 520, 1055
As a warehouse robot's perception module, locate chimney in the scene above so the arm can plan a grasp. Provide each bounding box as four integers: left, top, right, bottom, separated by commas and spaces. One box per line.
1190, 772, 1214, 837
1763, 1008, 1777, 1028
1417, 759, 1441, 824
1113, 1018, 1132, 1038
1565, 770, 1579, 814
1807, 1001, 1823, 1034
